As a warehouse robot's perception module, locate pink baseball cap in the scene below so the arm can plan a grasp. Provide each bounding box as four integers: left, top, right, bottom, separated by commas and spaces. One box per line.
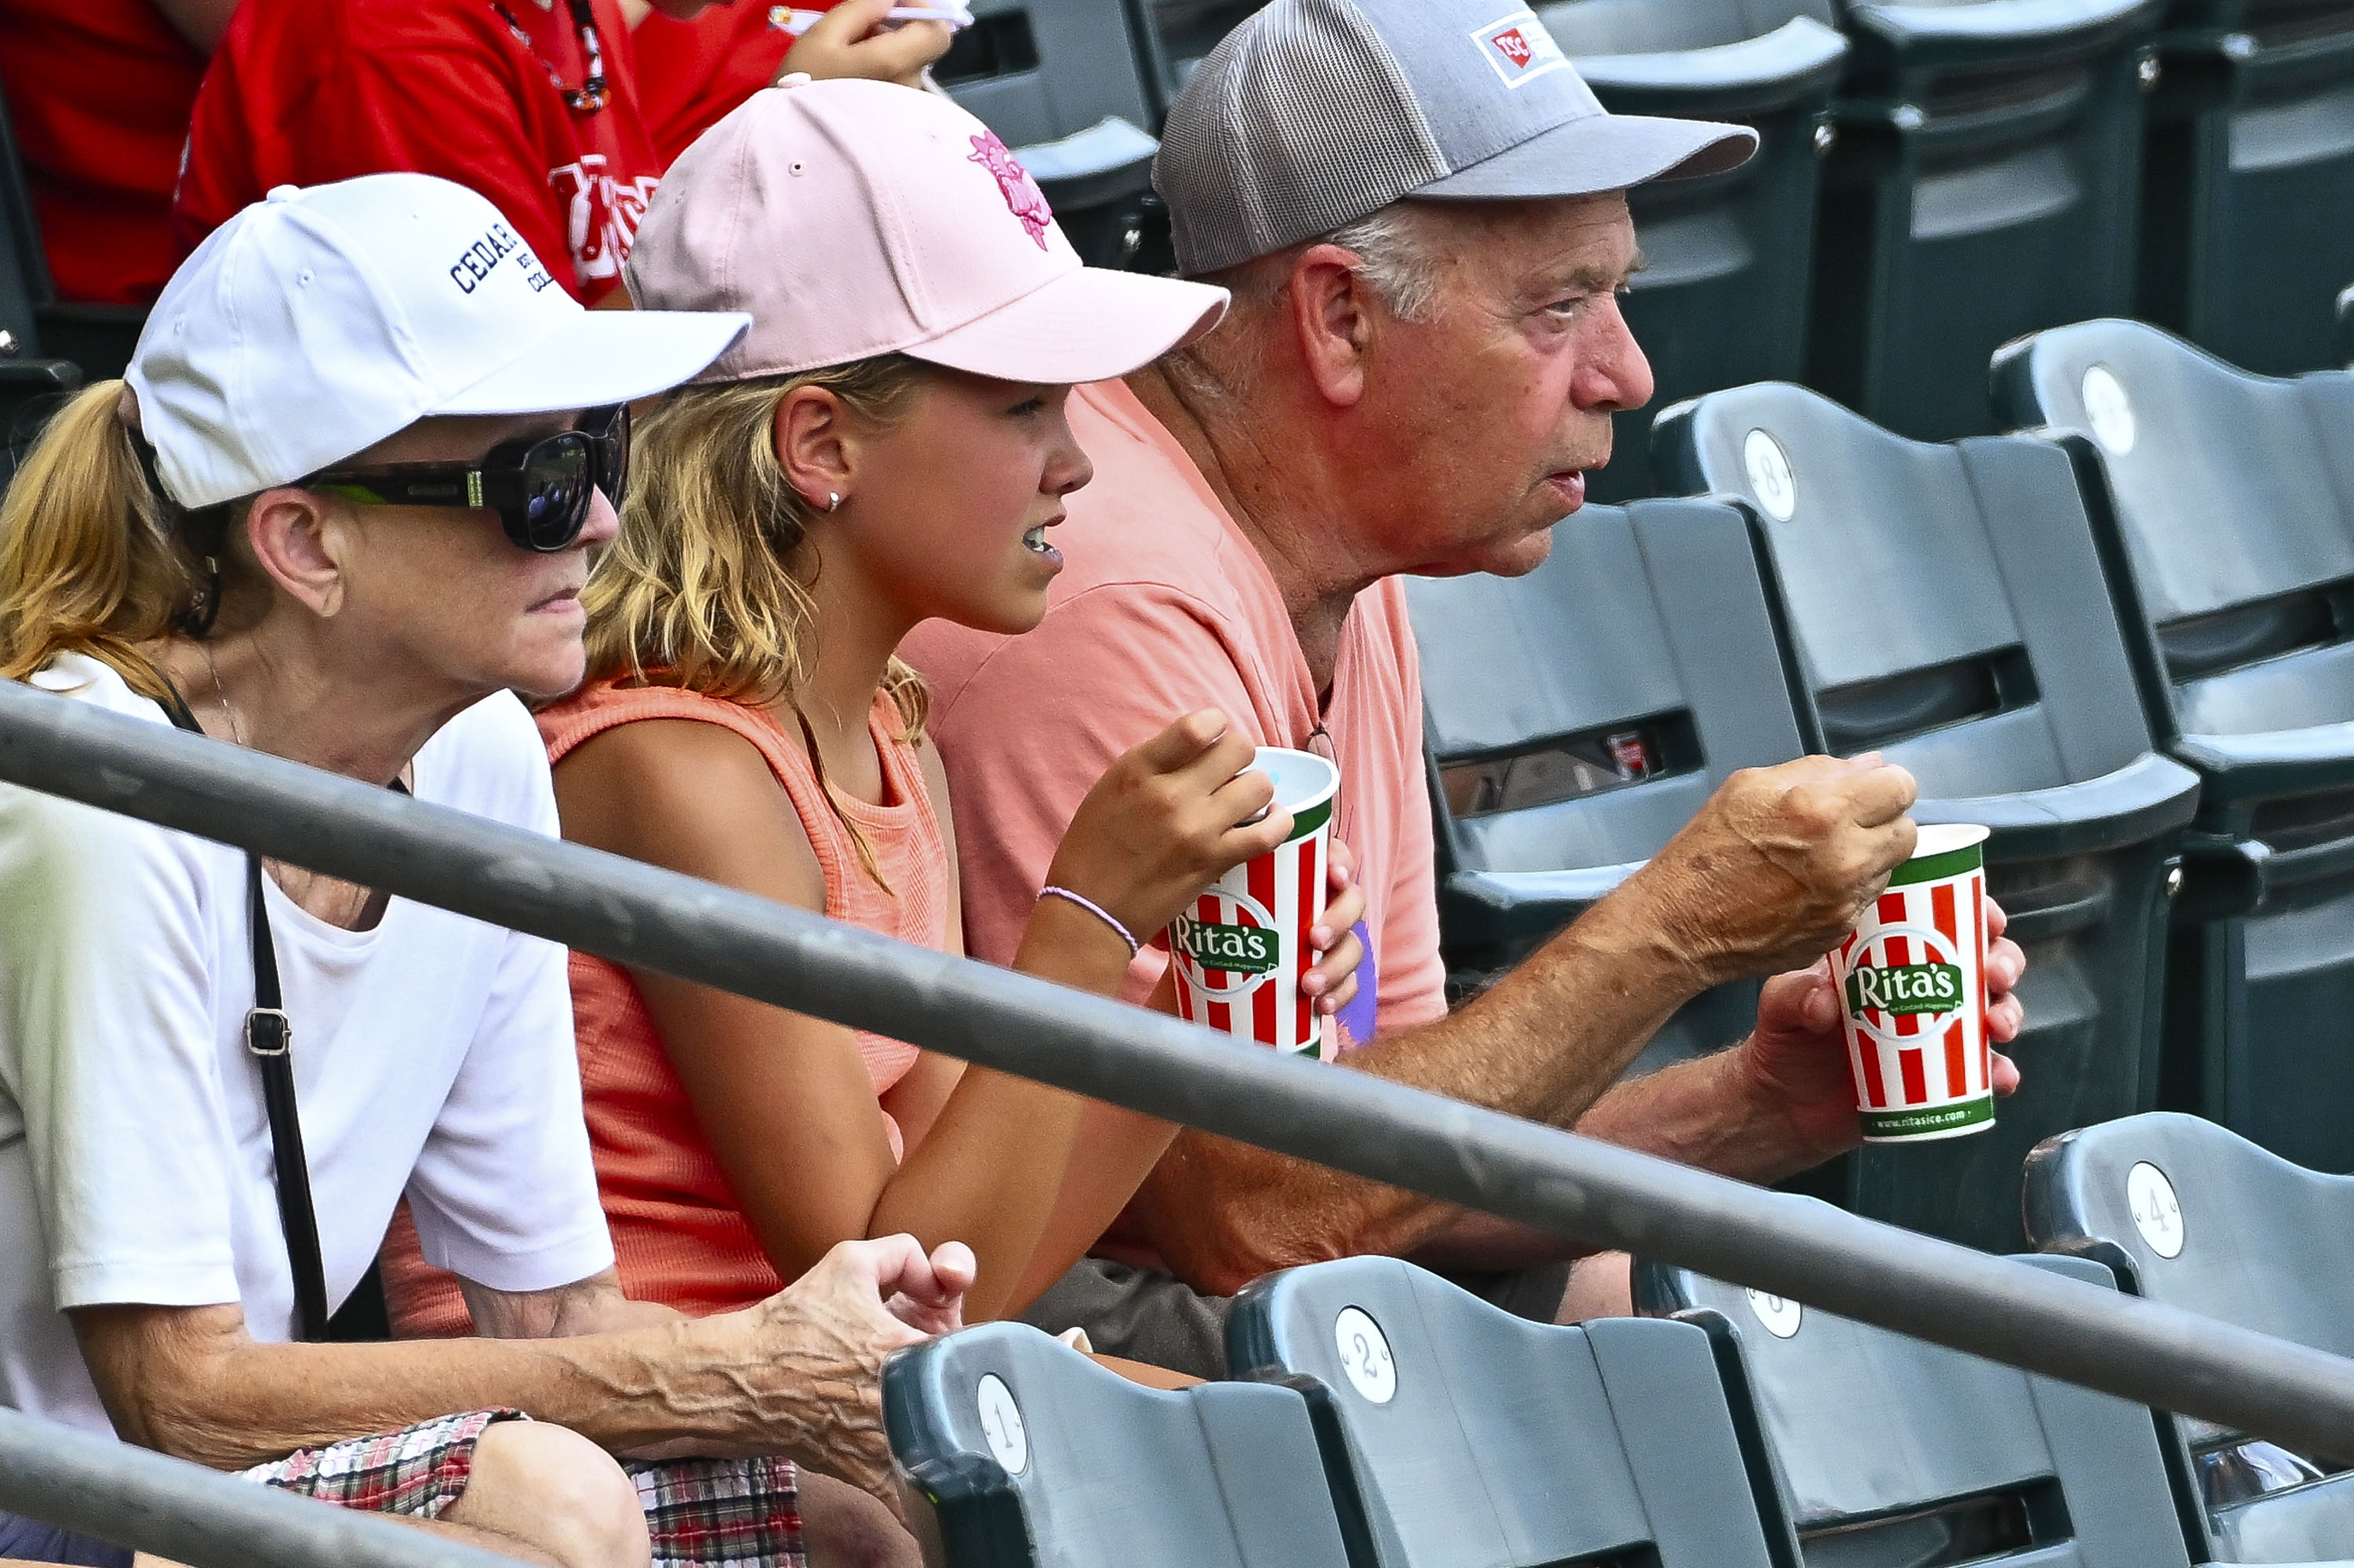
624, 78, 1230, 385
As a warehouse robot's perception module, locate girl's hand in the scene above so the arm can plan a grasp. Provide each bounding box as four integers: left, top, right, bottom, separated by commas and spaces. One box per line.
783, 0, 954, 89
1046, 710, 1293, 945
1303, 838, 1366, 1019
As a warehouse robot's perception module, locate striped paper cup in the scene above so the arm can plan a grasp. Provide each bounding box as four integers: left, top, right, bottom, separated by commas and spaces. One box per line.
1170, 748, 1338, 1058
1829, 824, 1994, 1143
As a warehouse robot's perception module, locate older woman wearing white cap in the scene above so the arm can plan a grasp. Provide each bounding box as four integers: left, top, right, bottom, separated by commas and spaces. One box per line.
0, 172, 972, 1568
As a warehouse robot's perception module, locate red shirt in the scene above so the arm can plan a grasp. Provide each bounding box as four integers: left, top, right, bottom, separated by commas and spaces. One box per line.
631, 2, 803, 165
0, 0, 205, 304
174, 0, 664, 304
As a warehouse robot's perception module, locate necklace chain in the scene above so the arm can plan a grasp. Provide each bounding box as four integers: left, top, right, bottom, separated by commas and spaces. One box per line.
200, 641, 248, 749
489, 0, 609, 115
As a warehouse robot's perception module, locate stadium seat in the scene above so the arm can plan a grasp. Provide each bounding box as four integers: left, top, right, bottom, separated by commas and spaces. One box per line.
1807, 0, 2161, 441
1635, 1240, 2213, 1568
2137, 2, 2354, 377
1226, 1255, 1782, 1568
882, 1320, 1352, 1568
1407, 497, 1804, 1075
2026, 1111, 2354, 1563
1654, 383, 2203, 1251
1538, 0, 1848, 502
940, 0, 1166, 270
1122, 0, 1264, 125
0, 78, 81, 494
1992, 320, 2354, 1174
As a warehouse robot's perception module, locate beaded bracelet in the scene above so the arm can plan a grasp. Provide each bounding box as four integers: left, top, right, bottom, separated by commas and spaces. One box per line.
1037, 885, 1141, 959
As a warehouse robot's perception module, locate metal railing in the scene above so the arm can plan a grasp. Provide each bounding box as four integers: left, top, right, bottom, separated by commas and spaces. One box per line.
0, 1406, 520, 1568
5, 677, 2354, 1559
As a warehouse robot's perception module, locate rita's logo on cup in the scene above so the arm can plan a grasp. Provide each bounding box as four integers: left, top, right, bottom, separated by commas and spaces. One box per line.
1844, 926, 1966, 1042
1846, 961, 1964, 1014
1172, 891, 1280, 995
1471, 10, 1567, 88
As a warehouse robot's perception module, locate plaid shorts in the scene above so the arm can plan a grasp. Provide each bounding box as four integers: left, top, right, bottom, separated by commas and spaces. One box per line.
239, 1410, 805, 1568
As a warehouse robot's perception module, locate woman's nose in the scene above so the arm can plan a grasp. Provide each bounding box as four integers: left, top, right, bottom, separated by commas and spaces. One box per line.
578, 486, 623, 551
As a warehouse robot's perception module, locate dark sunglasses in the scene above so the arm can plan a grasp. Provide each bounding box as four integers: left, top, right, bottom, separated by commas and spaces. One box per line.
303, 404, 630, 552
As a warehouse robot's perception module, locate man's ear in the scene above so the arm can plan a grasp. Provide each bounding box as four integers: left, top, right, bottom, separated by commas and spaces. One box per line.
1286, 243, 1376, 410
244, 489, 348, 618
773, 387, 854, 511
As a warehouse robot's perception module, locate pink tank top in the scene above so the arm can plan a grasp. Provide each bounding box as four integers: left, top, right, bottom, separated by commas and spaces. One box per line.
380, 677, 953, 1331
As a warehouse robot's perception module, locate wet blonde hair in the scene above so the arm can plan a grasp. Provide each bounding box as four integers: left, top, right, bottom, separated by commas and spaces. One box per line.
0, 382, 227, 701
584, 354, 936, 885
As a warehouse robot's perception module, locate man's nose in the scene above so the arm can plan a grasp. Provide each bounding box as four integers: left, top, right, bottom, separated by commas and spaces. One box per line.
1579, 295, 1656, 415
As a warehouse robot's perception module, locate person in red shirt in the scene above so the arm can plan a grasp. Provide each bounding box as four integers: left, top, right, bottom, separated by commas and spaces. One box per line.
629, 0, 795, 162
173, 0, 953, 308
175, 0, 683, 305
628, 0, 951, 166
0, 0, 236, 305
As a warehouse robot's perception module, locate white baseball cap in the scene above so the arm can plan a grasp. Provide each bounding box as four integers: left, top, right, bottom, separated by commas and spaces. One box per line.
129, 173, 751, 509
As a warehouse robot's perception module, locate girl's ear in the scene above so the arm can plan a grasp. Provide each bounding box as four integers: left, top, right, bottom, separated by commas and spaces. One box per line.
244, 488, 349, 619
774, 386, 854, 511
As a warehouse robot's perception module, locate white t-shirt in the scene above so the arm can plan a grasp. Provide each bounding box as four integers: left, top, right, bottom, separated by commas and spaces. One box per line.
0, 655, 615, 1435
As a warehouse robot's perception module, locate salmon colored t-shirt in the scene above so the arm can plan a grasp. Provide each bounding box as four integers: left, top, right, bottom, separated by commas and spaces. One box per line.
904, 377, 1448, 1052
380, 679, 951, 1332
173, 0, 664, 304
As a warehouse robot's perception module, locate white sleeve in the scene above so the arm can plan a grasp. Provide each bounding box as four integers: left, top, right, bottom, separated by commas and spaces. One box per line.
0, 788, 243, 1311
403, 744, 613, 1293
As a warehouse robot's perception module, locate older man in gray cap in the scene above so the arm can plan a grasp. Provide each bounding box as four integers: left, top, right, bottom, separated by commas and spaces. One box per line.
905, 0, 2025, 1374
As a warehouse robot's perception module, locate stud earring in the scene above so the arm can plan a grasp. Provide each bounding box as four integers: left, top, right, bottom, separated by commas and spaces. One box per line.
827, 492, 842, 512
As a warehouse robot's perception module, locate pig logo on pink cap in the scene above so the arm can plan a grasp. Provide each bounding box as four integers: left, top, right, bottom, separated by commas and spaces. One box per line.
966, 131, 1053, 251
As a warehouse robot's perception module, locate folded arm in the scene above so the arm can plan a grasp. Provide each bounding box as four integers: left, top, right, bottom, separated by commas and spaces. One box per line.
71, 1236, 972, 1501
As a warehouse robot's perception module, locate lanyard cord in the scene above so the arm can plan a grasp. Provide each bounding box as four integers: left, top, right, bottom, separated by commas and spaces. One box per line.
489, 0, 610, 115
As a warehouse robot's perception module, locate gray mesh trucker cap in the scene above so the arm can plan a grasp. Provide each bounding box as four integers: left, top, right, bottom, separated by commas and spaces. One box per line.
1155, 0, 1759, 275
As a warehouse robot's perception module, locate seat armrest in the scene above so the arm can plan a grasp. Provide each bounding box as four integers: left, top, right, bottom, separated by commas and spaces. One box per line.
1844, 0, 2160, 68
1577, 18, 1847, 115
2173, 725, 2354, 808
1017, 116, 1157, 207
1915, 752, 2201, 861
1439, 863, 1645, 950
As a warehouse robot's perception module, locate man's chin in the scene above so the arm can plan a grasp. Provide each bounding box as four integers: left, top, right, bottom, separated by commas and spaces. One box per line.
1407, 523, 1558, 580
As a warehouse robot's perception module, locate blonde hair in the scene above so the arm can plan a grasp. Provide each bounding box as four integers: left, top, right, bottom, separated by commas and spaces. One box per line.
0, 381, 220, 701
584, 354, 936, 886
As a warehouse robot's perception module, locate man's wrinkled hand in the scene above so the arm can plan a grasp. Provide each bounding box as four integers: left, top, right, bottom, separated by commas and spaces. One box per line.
1737, 897, 2026, 1160
722, 1235, 973, 1510
1632, 754, 1920, 989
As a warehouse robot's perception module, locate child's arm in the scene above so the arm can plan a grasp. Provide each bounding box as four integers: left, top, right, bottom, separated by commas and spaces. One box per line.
551, 708, 1293, 1322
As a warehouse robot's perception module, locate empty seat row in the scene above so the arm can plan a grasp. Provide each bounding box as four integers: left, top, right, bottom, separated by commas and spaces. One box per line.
1412, 319, 2354, 1253
888, 1112, 2354, 1568
1008, 0, 2354, 469
1547, 0, 2354, 493
1997, 322, 2354, 1175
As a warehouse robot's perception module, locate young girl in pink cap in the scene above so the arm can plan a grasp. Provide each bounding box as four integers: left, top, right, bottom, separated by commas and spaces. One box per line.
380, 79, 1363, 1350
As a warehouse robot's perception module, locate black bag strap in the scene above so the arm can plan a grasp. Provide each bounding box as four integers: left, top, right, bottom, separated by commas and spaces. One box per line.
158, 680, 329, 1341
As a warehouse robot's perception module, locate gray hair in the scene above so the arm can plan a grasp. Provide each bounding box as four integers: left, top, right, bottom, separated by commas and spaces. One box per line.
1317, 203, 1446, 324
1187, 200, 1447, 322
1167, 200, 1447, 403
